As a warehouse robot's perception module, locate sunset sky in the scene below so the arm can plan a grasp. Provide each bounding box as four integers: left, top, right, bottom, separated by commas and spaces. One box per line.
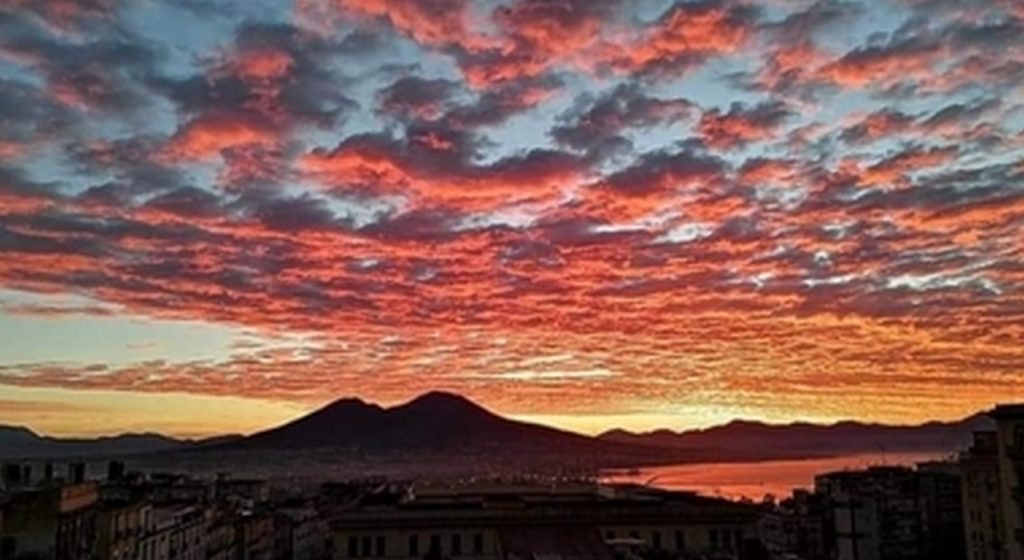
1, 0, 1023, 438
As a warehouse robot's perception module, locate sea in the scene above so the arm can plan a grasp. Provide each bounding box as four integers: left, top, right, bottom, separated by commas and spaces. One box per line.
600, 451, 947, 500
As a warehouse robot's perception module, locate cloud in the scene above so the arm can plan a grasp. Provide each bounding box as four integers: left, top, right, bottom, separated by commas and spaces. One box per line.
602, 1, 755, 77
160, 111, 278, 162
300, 131, 586, 209
551, 83, 694, 156
376, 76, 461, 120
1, 0, 1023, 427
698, 101, 792, 149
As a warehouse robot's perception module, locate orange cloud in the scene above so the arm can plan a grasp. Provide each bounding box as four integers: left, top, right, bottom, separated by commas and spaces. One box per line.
230, 47, 294, 81
300, 136, 585, 209
160, 113, 278, 162
819, 42, 941, 87
312, 0, 501, 53
699, 102, 791, 149
859, 146, 959, 187
603, 3, 750, 75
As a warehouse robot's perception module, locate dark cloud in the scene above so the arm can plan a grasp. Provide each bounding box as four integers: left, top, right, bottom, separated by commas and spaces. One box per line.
551, 83, 693, 158
359, 207, 464, 242
376, 76, 461, 120
0, 9, 160, 113
596, 149, 725, 197
443, 73, 564, 128
698, 101, 792, 149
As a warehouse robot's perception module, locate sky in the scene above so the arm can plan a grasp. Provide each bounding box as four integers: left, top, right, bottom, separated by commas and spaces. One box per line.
1, 0, 1023, 438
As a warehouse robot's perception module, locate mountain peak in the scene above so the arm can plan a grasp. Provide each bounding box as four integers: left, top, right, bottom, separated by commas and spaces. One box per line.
0, 424, 38, 436
324, 396, 377, 409
404, 391, 477, 407
394, 391, 493, 418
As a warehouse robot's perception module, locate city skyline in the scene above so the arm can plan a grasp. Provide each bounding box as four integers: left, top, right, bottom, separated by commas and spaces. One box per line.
2, 0, 1024, 437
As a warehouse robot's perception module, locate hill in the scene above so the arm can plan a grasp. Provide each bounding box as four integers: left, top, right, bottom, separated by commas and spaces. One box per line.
226, 391, 641, 455
598, 413, 993, 458
0, 425, 237, 459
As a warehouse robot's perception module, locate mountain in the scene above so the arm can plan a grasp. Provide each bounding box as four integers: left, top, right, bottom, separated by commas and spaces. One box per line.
0, 425, 239, 460
598, 413, 994, 459
226, 391, 640, 455
2, 394, 995, 466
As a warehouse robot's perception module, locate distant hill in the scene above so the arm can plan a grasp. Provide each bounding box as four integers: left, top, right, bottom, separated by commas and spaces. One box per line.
225, 391, 647, 457
2, 394, 995, 467
0, 425, 239, 460
598, 413, 994, 458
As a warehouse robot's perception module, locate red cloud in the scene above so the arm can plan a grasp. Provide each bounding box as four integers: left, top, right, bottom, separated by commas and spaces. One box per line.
161, 112, 278, 162
854, 146, 960, 188
604, 3, 751, 76
309, 0, 501, 53
229, 47, 295, 81
818, 42, 942, 88
302, 0, 751, 87
698, 102, 791, 149
840, 109, 915, 143
0, 0, 118, 30
737, 158, 802, 186
0, 140, 27, 159
300, 135, 585, 209
754, 41, 830, 93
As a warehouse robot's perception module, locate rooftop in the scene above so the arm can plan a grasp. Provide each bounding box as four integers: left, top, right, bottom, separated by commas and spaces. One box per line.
990, 404, 1024, 419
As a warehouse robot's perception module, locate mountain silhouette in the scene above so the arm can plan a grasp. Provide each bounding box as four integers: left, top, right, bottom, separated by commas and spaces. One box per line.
599, 413, 993, 458
227, 391, 620, 453
0, 425, 237, 459
0, 393, 996, 464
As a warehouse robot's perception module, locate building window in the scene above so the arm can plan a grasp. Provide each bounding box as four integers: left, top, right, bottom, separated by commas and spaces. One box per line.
652, 531, 662, 550
430, 534, 441, 555
723, 530, 732, 550
375, 536, 386, 557
452, 534, 463, 556
674, 530, 685, 551
709, 529, 719, 549
473, 533, 483, 555
362, 536, 373, 558
734, 529, 744, 549
409, 534, 419, 556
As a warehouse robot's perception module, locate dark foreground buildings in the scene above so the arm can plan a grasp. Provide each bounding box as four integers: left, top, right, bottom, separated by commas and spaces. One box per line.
330, 483, 761, 560
1, 463, 762, 560
3, 401, 1024, 560
757, 403, 1024, 560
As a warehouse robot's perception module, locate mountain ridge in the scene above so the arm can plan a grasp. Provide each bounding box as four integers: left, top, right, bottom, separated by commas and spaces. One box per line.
223, 390, 615, 452
0, 424, 240, 459
598, 412, 993, 457
1, 393, 996, 462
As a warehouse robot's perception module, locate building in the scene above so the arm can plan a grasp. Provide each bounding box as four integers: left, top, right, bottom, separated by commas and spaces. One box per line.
102, 473, 212, 506
330, 483, 760, 560
960, 431, 1006, 560
205, 507, 237, 560
759, 490, 827, 560
94, 500, 151, 560
916, 461, 966, 560
216, 476, 271, 504
236, 510, 275, 560
992, 405, 1024, 560
0, 482, 98, 560
137, 505, 207, 560
815, 467, 924, 560
275, 504, 328, 560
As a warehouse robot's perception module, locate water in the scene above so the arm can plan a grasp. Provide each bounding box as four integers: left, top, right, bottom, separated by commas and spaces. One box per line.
601, 451, 945, 501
